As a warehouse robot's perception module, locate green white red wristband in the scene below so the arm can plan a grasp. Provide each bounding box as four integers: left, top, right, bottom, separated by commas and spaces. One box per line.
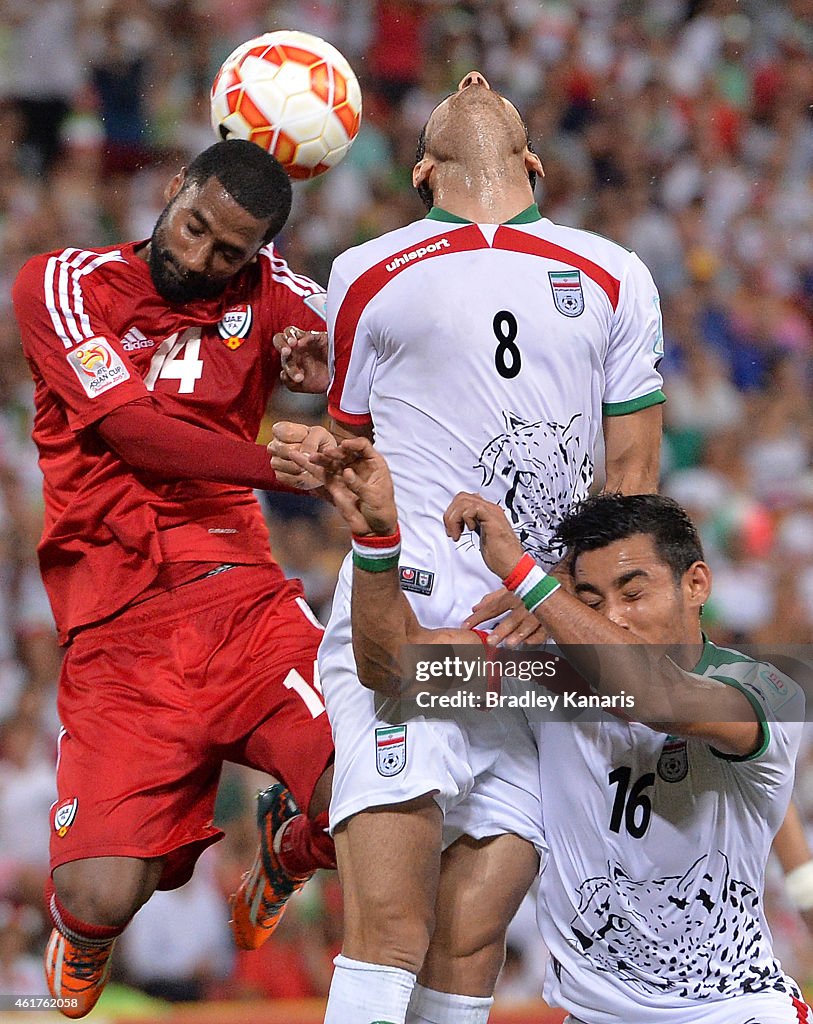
351, 528, 401, 573
503, 552, 560, 611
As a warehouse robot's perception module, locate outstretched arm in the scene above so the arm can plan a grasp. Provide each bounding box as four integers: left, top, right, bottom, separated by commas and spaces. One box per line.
97, 398, 300, 491
773, 802, 813, 937
602, 404, 662, 494
444, 492, 760, 756
299, 439, 479, 696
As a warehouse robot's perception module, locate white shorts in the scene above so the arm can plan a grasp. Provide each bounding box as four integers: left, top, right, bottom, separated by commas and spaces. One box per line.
560, 989, 811, 1023
319, 566, 544, 852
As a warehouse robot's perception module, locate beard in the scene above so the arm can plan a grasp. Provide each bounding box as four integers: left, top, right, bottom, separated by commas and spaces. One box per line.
148, 206, 230, 304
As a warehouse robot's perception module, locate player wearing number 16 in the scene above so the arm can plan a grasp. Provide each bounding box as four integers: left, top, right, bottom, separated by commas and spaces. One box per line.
12, 140, 336, 1017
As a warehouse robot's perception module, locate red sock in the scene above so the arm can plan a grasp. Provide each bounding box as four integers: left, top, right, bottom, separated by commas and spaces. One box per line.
276, 811, 337, 877
45, 879, 126, 945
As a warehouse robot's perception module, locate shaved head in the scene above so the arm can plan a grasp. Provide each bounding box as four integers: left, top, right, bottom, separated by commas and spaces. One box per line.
424, 84, 528, 164
415, 83, 538, 210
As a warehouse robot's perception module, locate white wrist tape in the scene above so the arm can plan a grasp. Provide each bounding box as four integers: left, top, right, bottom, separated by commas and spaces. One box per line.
785, 859, 813, 911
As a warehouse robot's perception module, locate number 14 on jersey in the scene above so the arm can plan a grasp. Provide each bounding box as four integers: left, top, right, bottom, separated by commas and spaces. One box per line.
144, 330, 204, 394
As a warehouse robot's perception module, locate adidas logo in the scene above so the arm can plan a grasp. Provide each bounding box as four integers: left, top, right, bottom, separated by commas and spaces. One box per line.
121, 327, 155, 352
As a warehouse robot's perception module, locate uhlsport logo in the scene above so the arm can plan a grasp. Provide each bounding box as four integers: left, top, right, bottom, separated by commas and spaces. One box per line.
386, 238, 450, 273
67, 337, 130, 397
54, 798, 78, 837
375, 725, 407, 777
218, 304, 253, 349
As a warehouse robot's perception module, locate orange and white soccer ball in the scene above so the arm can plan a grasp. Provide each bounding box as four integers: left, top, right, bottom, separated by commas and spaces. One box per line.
210, 30, 362, 180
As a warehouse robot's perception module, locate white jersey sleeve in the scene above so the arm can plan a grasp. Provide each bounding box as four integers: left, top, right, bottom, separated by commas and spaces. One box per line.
603, 252, 665, 415
326, 254, 376, 426
708, 658, 805, 788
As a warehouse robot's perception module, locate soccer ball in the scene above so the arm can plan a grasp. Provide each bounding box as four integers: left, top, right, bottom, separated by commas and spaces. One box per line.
210, 30, 362, 180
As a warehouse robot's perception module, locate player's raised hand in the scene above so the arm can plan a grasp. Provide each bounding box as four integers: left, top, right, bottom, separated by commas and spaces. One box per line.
464, 587, 549, 648
309, 437, 398, 536
268, 421, 336, 489
444, 492, 525, 579
274, 326, 329, 393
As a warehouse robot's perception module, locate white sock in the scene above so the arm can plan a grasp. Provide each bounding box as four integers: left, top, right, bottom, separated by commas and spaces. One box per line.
324, 954, 417, 1024
406, 984, 494, 1023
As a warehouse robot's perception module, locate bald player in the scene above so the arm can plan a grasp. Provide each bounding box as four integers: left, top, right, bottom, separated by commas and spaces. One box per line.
270, 72, 664, 1024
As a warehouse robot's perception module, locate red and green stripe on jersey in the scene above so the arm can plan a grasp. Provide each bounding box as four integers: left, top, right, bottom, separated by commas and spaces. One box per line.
328, 222, 622, 425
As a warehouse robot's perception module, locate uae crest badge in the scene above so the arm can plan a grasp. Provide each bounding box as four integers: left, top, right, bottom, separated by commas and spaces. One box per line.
218, 304, 253, 350
54, 797, 78, 837
549, 270, 584, 317
657, 736, 688, 783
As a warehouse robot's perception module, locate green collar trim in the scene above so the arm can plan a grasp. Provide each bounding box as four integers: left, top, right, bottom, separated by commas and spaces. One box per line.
425, 204, 542, 225
505, 205, 542, 224
692, 635, 716, 675
693, 634, 754, 676
425, 207, 470, 223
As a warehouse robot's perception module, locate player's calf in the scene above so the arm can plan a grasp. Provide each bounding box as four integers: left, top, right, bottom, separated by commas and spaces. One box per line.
44, 880, 125, 1019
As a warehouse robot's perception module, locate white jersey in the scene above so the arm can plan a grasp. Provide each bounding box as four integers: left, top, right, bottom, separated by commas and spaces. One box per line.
533, 640, 806, 1024
326, 207, 664, 628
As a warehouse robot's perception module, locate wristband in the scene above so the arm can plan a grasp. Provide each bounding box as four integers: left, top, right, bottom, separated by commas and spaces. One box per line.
785, 860, 813, 911
351, 527, 401, 573
503, 552, 560, 612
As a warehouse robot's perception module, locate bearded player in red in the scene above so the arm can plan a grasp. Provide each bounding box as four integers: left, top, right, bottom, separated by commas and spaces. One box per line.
12, 140, 336, 1018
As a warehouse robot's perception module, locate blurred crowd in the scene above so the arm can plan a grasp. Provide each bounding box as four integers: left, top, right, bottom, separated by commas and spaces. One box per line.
1, 0, 813, 1007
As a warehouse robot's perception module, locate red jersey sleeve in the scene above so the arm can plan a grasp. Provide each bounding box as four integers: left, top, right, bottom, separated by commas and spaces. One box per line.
13, 250, 150, 431
258, 244, 327, 336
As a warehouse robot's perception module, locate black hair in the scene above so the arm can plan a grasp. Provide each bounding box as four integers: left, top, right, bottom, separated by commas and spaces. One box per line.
554, 493, 705, 585
414, 122, 538, 212
415, 125, 433, 211
184, 140, 292, 241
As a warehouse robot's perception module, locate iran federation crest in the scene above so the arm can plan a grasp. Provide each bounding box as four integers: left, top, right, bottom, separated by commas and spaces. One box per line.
549, 270, 584, 317
54, 798, 78, 837
218, 304, 253, 350
375, 725, 407, 777
657, 737, 688, 783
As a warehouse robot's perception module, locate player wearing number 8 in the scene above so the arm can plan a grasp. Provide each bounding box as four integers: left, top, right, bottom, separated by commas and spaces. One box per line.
269, 71, 664, 1024
13, 140, 336, 1017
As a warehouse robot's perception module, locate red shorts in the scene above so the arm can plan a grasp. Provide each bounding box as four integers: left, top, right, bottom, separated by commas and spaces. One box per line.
51, 565, 333, 890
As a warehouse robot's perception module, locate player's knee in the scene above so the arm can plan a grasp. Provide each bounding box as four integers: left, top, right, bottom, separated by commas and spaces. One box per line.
433, 915, 508, 973
364, 921, 434, 975
422, 935, 506, 995
52, 860, 157, 928
53, 881, 138, 929
354, 893, 436, 973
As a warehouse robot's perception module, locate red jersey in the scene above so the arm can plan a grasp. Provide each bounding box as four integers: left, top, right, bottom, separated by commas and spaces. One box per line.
13, 242, 325, 642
